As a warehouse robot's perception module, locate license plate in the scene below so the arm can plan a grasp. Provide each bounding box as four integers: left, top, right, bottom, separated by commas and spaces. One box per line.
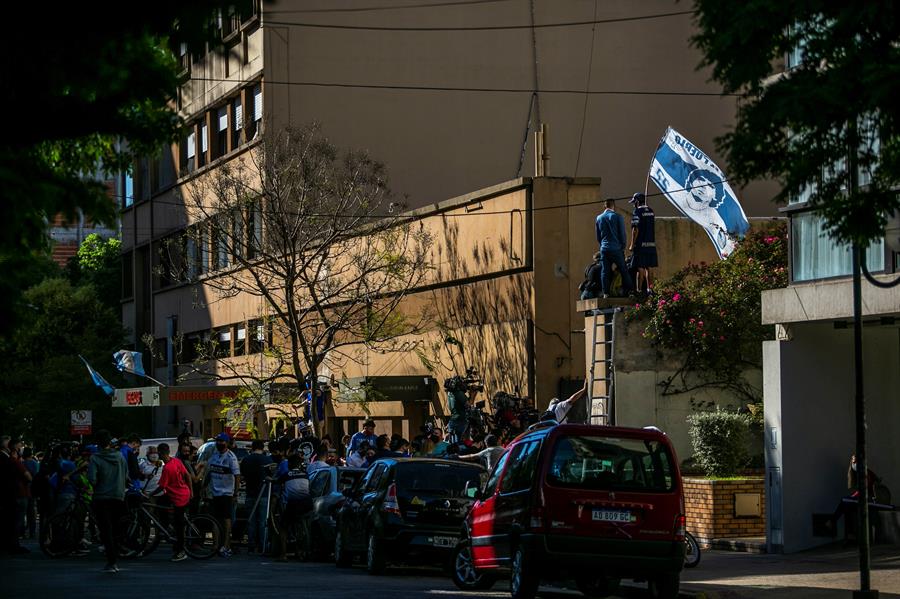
432, 535, 457, 547
592, 509, 634, 523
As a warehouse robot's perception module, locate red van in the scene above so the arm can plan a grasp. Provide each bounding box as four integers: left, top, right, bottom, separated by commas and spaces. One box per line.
451, 423, 685, 599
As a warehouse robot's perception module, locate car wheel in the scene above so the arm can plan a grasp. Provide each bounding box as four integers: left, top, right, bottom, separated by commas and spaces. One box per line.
648, 572, 680, 599
334, 529, 352, 568
366, 532, 387, 575
575, 576, 620, 598
509, 545, 539, 599
451, 542, 496, 591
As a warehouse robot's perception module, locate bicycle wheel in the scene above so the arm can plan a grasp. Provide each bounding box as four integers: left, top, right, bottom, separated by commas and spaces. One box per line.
117, 512, 151, 558
267, 499, 282, 540
684, 531, 701, 568
184, 515, 221, 559
40, 512, 78, 558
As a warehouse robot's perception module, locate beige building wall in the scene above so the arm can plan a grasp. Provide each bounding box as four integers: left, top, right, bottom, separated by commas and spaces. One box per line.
263, 0, 779, 217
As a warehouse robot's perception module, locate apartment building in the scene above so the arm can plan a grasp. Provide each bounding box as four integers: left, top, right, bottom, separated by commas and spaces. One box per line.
119, 1, 779, 437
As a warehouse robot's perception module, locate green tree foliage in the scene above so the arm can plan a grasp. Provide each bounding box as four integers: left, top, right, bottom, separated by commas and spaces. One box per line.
66, 234, 123, 309
0, 2, 252, 332
692, 2, 900, 245
688, 409, 750, 478
0, 278, 138, 447
628, 223, 787, 402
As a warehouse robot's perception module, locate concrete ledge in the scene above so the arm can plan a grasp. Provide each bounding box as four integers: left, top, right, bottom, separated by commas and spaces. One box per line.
761, 275, 900, 324
576, 297, 636, 313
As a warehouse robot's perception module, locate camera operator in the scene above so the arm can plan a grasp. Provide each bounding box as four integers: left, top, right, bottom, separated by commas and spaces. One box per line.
445, 368, 483, 444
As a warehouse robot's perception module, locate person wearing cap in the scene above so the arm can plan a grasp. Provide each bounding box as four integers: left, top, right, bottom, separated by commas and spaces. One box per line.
206, 432, 240, 557
595, 198, 634, 297
349, 419, 378, 453
139, 446, 164, 498
628, 192, 658, 295
545, 380, 588, 424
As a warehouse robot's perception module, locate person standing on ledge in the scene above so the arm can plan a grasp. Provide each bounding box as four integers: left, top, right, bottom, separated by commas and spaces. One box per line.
595, 198, 633, 297
628, 192, 658, 296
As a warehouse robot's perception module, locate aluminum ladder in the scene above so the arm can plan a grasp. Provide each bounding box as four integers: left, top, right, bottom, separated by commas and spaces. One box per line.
587, 308, 616, 425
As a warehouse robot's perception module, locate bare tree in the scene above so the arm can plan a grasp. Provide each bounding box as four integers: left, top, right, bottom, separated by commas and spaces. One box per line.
173, 123, 432, 436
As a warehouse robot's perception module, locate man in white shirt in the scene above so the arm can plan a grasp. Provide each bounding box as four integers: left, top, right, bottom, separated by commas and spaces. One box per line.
206, 433, 240, 557
546, 381, 588, 424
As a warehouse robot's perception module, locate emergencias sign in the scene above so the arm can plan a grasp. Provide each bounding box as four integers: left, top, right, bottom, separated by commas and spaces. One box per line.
111, 386, 242, 407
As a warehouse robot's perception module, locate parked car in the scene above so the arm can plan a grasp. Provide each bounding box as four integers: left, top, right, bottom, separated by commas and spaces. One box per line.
334, 457, 484, 574
307, 466, 366, 559
451, 423, 685, 599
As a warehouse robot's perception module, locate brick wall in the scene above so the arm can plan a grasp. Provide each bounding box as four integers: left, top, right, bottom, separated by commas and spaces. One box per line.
684, 477, 766, 546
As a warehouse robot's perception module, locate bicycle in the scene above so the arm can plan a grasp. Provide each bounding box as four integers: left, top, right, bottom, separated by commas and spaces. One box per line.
684, 531, 701, 568
40, 495, 98, 558
118, 495, 221, 559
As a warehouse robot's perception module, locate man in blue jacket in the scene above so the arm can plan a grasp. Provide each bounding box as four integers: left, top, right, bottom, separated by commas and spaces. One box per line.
88, 430, 127, 573
595, 198, 634, 297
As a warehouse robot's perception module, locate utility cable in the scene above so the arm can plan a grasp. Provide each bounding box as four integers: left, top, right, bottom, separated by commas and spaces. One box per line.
574, 0, 599, 178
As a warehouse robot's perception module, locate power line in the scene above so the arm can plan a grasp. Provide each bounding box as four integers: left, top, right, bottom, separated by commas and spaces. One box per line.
261, 9, 695, 31
265, 0, 514, 14
187, 75, 738, 97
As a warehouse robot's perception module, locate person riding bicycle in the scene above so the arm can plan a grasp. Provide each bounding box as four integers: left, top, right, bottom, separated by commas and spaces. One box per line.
150, 443, 193, 562
276, 453, 313, 561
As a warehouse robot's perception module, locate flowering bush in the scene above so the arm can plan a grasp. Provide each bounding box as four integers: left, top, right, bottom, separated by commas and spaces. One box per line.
628, 223, 787, 400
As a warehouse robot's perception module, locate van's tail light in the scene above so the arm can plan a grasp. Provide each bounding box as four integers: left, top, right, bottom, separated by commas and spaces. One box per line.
528, 486, 546, 531
383, 483, 401, 516
673, 514, 686, 541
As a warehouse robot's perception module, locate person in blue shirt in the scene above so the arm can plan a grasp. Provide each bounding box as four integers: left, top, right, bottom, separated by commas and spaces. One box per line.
595, 198, 634, 297
349, 419, 378, 453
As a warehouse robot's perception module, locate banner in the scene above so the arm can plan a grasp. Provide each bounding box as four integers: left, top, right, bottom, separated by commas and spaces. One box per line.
113, 349, 146, 377
649, 127, 750, 258
112, 386, 161, 408
79, 355, 115, 397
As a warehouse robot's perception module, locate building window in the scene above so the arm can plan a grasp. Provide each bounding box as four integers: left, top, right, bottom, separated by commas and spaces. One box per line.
246, 84, 262, 139
247, 201, 262, 259
154, 338, 168, 368
232, 97, 243, 147
185, 233, 199, 281
199, 225, 209, 276
248, 319, 269, 354
215, 215, 231, 270
791, 211, 884, 282
216, 106, 228, 159
199, 123, 209, 167
233, 209, 244, 261
214, 327, 232, 359
122, 251, 134, 299
180, 333, 200, 365
122, 170, 134, 209
235, 324, 247, 356
138, 157, 151, 202
181, 129, 196, 175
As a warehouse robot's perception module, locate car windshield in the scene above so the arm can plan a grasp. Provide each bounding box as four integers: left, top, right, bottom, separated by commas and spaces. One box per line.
547, 435, 675, 492
395, 462, 481, 498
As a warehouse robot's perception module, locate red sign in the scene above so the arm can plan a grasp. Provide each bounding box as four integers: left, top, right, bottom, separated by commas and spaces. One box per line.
70, 410, 92, 436
126, 390, 144, 405
168, 389, 238, 403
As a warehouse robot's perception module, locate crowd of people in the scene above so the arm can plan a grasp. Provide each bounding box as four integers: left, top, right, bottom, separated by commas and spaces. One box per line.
0, 381, 588, 566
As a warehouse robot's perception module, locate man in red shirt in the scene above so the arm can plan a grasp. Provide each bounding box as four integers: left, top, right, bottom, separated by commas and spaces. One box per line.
151, 442, 193, 561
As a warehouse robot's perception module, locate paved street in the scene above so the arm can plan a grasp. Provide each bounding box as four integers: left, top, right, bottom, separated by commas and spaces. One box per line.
3, 540, 900, 599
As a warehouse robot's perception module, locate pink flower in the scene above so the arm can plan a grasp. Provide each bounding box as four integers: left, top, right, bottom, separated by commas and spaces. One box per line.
689, 318, 695, 323
698, 321, 704, 327
702, 333, 707, 338
672, 293, 682, 302
719, 336, 726, 341
658, 299, 667, 307
634, 303, 641, 308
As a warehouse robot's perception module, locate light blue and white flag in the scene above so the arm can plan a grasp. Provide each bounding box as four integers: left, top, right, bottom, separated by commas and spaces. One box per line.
649, 127, 750, 258
113, 349, 146, 377
79, 355, 115, 397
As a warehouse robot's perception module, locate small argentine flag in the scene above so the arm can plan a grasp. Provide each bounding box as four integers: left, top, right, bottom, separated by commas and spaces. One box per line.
649, 127, 750, 258
79, 355, 115, 397
113, 349, 146, 377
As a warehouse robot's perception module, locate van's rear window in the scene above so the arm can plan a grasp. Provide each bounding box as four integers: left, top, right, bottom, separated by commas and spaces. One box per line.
395, 462, 482, 497
547, 436, 675, 492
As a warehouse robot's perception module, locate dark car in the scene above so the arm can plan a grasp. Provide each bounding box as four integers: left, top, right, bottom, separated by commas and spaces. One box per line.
451, 423, 685, 599
307, 466, 366, 559
334, 457, 484, 574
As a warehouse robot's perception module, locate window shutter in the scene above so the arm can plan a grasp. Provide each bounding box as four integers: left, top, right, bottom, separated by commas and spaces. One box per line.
253, 85, 262, 121
234, 98, 243, 130
218, 106, 228, 132
187, 132, 196, 158
201, 124, 208, 152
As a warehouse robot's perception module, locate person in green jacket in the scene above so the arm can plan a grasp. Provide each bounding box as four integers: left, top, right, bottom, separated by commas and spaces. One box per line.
88, 430, 127, 573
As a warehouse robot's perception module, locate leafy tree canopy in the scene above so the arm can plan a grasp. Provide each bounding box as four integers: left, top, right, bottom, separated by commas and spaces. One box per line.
66, 234, 123, 309
692, 1, 900, 245
0, 1, 252, 333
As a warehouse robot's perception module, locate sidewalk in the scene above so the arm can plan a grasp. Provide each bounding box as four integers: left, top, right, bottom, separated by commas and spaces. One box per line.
679, 544, 900, 598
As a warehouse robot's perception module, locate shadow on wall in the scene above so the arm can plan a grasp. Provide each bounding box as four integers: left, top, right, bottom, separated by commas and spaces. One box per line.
424, 214, 532, 398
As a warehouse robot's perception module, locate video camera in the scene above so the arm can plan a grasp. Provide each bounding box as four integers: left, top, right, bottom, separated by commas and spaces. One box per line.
443, 366, 485, 394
